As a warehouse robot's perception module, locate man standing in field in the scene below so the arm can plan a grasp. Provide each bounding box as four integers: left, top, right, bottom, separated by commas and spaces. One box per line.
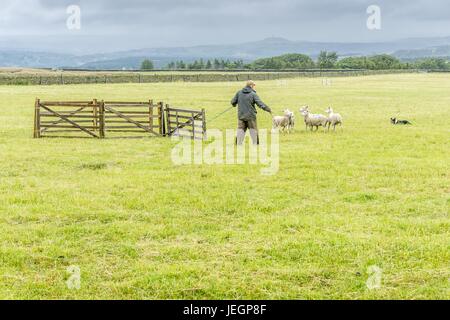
231, 80, 272, 145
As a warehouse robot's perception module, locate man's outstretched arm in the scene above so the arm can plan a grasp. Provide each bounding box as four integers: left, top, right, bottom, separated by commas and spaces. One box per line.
231, 92, 239, 107
254, 94, 272, 113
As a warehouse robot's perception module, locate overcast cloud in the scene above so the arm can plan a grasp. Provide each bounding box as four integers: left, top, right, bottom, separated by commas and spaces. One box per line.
1, 0, 450, 53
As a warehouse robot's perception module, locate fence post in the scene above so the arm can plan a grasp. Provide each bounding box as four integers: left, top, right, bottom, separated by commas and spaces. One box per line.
157, 102, 164, 136
99, 100, 105, 138
191, 112, 195, 139
34, 98, 41, 138
92, 99, 98, 132
149, 99, 154, 132
165, 104, 170, 136
202, 108, 207, 140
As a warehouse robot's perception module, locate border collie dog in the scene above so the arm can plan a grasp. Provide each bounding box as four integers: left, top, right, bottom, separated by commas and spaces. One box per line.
391, 118, 412, 125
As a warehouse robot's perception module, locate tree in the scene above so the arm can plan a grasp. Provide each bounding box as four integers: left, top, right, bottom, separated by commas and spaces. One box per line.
189, 60, 201, 70
235, 59, 245, 69
167, 61, 176, 70
249, 53, 315, 70
368, 54, 402, 70
141, 59, 154, 70
206, 60, 212, 69
414, 58, 449, 70
337, 57, 373, 69
317, 51, 338, 69
176, 60, 186, 69
213, 59, 221, 69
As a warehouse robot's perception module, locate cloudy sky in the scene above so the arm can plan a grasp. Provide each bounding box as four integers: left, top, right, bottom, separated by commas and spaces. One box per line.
1, 0, 450, 53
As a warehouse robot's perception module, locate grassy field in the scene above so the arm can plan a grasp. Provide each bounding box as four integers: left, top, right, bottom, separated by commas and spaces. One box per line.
0, 74, 448, 299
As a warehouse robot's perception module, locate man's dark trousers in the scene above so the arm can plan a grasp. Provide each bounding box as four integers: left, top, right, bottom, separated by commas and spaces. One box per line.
237, 119, 259, 145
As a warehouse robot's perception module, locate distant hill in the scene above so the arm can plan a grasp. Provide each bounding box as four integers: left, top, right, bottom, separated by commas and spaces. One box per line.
2, 36, 450, 69
0, 50, 81, 68
393, 45, 450, 59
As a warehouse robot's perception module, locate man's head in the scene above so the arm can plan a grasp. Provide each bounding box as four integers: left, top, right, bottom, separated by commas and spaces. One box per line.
246, 80, 256, 89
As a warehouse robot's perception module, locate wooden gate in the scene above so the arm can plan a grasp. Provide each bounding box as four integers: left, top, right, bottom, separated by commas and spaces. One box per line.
103, 101, 164, 138
34, 99, 165, 138
34, 99, 103, 138
165, 106, 206, 140
34, 99, 206, 140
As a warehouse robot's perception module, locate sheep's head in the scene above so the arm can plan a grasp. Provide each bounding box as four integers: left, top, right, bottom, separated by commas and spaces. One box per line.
391, 118, 397, 124
299, 106, 309, 116
299, 106, 309, 115
325, 107, 333, 114
284, 110, 294, 120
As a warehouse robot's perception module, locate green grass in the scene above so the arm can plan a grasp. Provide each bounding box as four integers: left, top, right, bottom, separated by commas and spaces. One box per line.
0, 74, 448, 299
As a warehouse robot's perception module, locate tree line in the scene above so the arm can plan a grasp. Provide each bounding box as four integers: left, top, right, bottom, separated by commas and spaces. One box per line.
140, 52, 450, 71
166, 59, 245, 70
250, 52, 450, 70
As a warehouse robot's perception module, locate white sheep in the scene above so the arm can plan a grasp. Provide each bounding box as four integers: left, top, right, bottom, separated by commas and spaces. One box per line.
325, 107, 343, 131
288, 111, 295, 132
299, 106, 328, 131
272, 109, 294, 133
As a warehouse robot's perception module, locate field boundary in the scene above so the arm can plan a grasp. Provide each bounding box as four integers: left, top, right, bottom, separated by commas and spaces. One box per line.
34, 99, 206, 139
3, 69, 420, 86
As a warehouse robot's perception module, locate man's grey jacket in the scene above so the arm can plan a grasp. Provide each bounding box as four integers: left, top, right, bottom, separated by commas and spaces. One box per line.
231, 86, 271, 121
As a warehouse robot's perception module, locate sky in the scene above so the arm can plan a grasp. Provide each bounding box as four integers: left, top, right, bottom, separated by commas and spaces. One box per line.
1, 0, 450, 53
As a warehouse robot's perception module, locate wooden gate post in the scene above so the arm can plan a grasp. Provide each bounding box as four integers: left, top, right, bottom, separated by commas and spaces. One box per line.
149, 100, 154, 132
92, 99, 98, 132
165, 104, 171, 137
99, 100, 105, 138
191, 112, 195, 139
34, 98, 41, 138
158, 102, 164, 136
202, 108, 207, 140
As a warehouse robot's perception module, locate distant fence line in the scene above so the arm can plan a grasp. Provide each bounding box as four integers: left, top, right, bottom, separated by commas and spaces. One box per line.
2, 69, 421, 86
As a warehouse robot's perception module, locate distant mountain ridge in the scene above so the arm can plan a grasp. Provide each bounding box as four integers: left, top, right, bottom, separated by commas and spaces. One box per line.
1, 36, 450, 69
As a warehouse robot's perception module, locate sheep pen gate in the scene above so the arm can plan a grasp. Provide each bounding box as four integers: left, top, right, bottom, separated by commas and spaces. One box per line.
34, 99, 104, 139
103, 101, 164, 138
165, 106, 207, 140
33, 99, 206, 140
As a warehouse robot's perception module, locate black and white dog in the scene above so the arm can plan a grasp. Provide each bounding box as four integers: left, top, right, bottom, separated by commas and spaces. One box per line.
391, 118, 412, 125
